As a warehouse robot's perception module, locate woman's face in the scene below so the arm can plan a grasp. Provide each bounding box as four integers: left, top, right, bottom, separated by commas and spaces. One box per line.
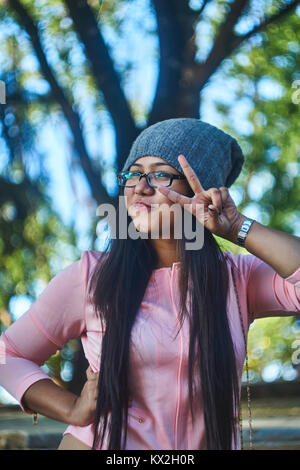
124, 156, 193, 236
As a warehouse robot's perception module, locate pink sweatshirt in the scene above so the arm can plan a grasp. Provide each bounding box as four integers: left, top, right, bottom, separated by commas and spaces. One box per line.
0, 250, 299, 449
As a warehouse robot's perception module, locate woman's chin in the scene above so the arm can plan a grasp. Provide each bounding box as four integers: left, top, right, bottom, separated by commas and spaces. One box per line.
131, 220, 162, 237
134, 224, 155, 236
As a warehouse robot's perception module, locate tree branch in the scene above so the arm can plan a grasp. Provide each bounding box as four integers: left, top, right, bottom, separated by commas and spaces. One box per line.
193, 0, 250, 91
231, 0, 300, 50
193, 0, 300, 91
64, 0, 138, 169
8, 0, 113, 206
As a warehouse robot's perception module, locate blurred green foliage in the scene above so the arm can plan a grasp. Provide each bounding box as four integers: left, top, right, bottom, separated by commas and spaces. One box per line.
211, 7, 300, 382
0, 205, 79, 314
213, 10, 300, 232
247, 316, 300, 382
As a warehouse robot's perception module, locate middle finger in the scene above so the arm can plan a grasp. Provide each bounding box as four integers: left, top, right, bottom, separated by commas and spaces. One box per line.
207, 188, 223, 214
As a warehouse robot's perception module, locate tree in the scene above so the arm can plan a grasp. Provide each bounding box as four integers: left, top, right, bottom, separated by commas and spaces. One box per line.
4, 0, 300, 208
211, 8, 300, 232
0, 62, 80, 327
1, 0, 299, 395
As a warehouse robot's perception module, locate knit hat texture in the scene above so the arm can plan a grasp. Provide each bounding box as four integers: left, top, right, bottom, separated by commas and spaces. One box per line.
121, 118, 244, 190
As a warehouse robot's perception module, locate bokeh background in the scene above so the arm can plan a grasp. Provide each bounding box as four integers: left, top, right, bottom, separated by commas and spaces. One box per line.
0, 0, 300, 423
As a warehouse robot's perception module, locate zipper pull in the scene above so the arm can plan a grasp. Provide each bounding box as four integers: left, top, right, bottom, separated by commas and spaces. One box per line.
128, 412, 144, 423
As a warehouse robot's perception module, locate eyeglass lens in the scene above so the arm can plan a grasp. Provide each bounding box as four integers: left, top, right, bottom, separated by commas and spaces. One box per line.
121, 172, 172, 187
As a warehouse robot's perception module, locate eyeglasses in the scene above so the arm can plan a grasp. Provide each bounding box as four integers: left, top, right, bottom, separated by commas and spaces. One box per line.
117, 171, 186, 188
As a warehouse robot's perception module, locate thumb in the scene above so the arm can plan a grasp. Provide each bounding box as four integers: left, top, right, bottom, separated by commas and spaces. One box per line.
208, 204, 220, 216
86, 366, 98, 381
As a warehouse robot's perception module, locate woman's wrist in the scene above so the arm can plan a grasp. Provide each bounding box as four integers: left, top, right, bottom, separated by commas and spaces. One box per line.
224, 213, 247, 245
63, 394, 80, 425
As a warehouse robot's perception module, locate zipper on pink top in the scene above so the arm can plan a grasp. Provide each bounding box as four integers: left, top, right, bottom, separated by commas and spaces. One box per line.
128, 413, 144, 423
169, 266, 184, 449
128, 399, 144, 423
173, 321, 183, 448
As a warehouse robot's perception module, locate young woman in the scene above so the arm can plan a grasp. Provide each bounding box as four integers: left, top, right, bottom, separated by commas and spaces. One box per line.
0, 118, 299, 450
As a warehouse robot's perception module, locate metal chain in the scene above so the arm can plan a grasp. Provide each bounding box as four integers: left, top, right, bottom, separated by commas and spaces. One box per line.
231, 265, 253, 450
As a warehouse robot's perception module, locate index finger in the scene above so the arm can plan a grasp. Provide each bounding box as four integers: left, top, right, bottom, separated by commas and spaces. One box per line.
178, 154, 204, 194
158, 186, 191, 207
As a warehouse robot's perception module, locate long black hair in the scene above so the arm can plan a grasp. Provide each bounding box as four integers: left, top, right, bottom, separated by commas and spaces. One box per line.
88, 187, 240, 450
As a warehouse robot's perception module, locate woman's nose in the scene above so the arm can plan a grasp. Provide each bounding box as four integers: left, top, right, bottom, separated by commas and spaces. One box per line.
134, 175, 154, 193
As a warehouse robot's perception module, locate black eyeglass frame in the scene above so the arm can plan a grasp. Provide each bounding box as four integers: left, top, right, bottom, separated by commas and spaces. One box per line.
117, 171, 186, 188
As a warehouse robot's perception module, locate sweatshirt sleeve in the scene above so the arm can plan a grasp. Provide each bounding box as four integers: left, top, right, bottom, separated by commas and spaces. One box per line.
0, 251, 89, 413
244, 254, 300, 323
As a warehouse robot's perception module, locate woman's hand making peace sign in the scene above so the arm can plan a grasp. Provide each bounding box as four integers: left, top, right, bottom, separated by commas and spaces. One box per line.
158, 154, 246, 241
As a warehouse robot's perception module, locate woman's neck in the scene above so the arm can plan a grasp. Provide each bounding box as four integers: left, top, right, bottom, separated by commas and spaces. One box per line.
150, 238, 180, 269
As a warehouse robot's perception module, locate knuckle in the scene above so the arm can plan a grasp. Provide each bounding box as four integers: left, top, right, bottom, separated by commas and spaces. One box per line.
208, 188, 219, 196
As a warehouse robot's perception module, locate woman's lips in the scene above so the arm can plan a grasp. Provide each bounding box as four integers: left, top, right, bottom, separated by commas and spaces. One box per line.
133, 202, 152, 212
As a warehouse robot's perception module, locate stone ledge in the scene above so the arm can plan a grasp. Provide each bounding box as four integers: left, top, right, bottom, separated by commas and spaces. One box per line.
1, 428, 300, 450
27, 432, 63, 450
1, 403, 300, 450
0, 431, 27, 450
0, 430, 62, 450
242, 427, 300, 450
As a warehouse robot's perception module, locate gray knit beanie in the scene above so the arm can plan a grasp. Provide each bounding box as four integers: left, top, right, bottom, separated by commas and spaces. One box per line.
121, 118, 244, 190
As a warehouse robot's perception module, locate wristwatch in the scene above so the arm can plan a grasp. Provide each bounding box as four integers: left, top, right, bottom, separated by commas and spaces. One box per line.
237, 217, 255, 247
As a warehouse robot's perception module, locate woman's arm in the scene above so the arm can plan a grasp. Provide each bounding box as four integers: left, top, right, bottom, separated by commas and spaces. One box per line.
0, 252, 93, 421
224, 217, 300, 322
22, 366, 98, 426
228, 215, 300, 279
158, 155, 299, 278
22, 379, 78, 424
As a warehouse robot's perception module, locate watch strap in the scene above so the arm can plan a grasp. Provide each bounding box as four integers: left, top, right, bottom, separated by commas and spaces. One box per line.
237, 217, 255, 247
